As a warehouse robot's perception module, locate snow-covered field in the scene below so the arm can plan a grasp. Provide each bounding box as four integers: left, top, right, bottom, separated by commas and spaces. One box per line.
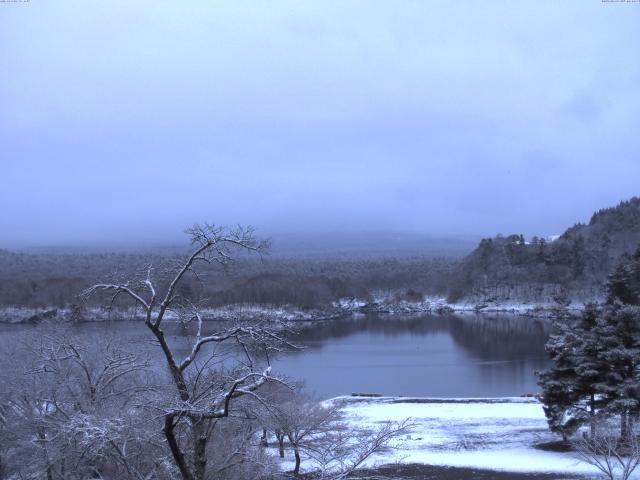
332, 396, 614, 477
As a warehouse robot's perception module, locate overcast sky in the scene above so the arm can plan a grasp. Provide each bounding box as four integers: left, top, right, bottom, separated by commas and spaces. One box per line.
1, 1, 639, 247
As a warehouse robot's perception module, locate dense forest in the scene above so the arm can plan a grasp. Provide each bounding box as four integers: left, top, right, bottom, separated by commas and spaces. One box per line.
0, 250, 453, 310
448, 197, 640, 303
1, 197, 639, 312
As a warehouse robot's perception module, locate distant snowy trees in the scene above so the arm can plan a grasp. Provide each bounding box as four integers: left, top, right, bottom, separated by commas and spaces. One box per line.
539, 246, 640, 440
2, 197, 640, 312
607, 246, 640, 307
0, 249, 450, 312
448, 197, 640, 303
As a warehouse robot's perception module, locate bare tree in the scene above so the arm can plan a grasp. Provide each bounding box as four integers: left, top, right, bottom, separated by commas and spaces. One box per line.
0, 327, 163, 480
262, 390, 338, 476
259, 386, 411, 478
306, 416, 413, 480
83, 224, 294, 480
573, 421, 640, 480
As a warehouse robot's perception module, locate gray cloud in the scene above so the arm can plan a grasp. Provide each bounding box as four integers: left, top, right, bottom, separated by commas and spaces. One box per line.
1, 1, 639, 247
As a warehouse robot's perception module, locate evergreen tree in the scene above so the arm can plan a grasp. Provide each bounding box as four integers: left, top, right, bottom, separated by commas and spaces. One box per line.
593, 304, 640, 436
570, 235, 586, 277
541, 250, 640, 440
607, 245, 640, 306
538, 316, 583, 439
537, 237, 547, 263
571, 304, 610, 434
539, 304, 609, 438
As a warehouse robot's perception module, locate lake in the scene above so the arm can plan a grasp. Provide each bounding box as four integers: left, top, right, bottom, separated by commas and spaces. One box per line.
0, 313, 551, 399
273, 313, 551, 398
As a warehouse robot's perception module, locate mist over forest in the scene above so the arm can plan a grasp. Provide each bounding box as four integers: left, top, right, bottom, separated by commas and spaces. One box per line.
2, 197, 638, 316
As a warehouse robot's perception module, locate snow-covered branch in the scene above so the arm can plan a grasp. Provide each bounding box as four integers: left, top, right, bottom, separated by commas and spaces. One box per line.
83, 284, 150, 311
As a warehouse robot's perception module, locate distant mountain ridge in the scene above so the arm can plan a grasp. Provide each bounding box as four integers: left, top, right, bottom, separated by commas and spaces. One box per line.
448, 197, 640, 303
268, 231, 480, 259
2, 200, 638, 312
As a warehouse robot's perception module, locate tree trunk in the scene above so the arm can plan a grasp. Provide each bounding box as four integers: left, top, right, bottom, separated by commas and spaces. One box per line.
260, 428, 268, 447
589, 393, 596, 438
622, 410, 629, 439
148, 325, 190, 401
164, 415, 195, 480
37, 426, 54, 480
288, 433, 301, 476
293, 445, 301, 476
192, 420, 208, 480
276, 431, 285, 458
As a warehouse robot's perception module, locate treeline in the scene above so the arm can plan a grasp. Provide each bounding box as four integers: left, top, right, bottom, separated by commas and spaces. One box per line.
0, 249, 454, 310
2, 197, 639, 310
0, 250, 167, 309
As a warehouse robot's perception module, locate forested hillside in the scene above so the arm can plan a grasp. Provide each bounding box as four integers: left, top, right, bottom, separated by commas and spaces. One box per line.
1, 198, 639, 312
447, 197, 640, 303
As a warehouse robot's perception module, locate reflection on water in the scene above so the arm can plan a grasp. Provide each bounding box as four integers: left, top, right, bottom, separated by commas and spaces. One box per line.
0, 313, 551, 400
272, 313, 551, 399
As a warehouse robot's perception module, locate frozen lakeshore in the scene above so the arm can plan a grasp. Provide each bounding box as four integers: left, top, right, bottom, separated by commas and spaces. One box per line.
328, 396, 618, 478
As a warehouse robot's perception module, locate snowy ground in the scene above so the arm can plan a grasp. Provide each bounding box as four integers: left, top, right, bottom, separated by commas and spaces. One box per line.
329, 396, 620, 478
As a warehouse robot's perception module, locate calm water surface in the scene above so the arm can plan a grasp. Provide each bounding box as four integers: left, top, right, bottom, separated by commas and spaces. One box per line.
272, 314, 551, 398
0, 313, 551, 399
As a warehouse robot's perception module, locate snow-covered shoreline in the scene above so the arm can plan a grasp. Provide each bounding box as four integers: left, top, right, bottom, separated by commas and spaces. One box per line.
0, 296, 587, 325
0, 304, 346, 325
329, 396, 604, 477
337, 296, 586, 317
